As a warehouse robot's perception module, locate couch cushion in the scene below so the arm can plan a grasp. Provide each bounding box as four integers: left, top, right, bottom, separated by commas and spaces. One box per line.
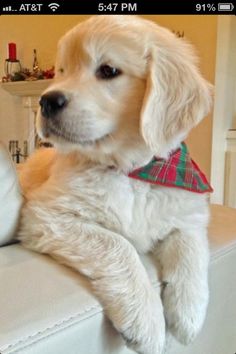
0, 142, 22, 246
0, 244, 135, 354
0, 204, 235, 354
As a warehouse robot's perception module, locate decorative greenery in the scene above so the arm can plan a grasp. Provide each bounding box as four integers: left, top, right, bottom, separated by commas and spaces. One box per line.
2, 66, 54, 83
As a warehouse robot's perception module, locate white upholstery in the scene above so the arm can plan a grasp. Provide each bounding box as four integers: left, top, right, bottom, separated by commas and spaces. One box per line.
0, 204, 236, 354
0, 142, 22, 246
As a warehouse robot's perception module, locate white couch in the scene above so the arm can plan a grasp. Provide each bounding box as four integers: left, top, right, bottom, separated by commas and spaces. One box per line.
0, 143, 236, 354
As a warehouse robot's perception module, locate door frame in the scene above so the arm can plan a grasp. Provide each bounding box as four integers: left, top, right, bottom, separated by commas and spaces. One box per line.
210, 16, 236, 204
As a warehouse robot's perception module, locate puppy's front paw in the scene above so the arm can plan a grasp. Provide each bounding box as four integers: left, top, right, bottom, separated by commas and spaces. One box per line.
120, 292, 166, 354
163, 281, 208, 344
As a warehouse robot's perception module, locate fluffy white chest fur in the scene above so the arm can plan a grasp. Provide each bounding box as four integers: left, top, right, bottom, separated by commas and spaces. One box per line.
20, 154, 208, 254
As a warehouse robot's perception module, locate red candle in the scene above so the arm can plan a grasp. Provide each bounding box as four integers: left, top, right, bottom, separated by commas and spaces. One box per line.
8, 43, 17, 61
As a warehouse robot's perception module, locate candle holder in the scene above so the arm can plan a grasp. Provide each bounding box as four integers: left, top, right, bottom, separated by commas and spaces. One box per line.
4, 59, 22, 81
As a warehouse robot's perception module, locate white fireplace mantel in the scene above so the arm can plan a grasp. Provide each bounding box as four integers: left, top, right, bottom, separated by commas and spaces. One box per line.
1, 79, 53, 154
1, 79, 53, 97
1, 79, 53, 111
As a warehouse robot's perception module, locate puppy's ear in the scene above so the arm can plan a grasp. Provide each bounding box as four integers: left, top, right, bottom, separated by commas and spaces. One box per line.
140, 33, 212, 158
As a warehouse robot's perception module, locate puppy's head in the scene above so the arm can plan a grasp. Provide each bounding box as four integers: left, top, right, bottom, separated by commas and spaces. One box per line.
37, 15, 212, 170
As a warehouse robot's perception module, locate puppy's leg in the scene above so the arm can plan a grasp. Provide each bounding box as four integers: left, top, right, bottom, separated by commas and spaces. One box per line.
19, 218, 165, 354
155, 228, 209, 344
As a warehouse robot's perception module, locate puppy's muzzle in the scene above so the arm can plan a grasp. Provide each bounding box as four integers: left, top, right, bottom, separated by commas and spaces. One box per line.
39, 91, 68, 119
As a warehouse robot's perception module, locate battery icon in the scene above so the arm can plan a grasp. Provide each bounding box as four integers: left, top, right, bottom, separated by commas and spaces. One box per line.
218, 3, 234, 11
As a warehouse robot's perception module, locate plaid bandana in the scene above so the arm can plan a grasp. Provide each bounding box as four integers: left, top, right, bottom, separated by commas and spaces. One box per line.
128, 143, 213, 194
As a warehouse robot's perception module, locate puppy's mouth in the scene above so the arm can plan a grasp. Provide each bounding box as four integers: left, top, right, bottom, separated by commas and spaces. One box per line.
41, 120, 110, 146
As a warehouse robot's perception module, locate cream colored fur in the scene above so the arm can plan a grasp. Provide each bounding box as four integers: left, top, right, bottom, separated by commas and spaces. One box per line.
18, 15, 212, 354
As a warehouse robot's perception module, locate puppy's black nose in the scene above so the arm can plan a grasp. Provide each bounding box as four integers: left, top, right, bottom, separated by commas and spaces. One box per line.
39, 91, 68, 118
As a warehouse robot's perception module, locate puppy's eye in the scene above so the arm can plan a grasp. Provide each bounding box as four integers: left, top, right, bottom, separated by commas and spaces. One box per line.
96, 65, 122, 80
58, 68, 64, 74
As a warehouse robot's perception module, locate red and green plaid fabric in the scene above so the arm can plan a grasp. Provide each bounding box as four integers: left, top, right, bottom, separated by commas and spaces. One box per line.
128, 142, 213, 194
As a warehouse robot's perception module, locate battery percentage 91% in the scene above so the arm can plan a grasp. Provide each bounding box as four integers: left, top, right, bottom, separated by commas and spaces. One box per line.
196, 3, 216, 11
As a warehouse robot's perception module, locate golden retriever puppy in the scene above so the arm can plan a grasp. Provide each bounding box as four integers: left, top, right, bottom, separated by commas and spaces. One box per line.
18, 15, 212, 354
